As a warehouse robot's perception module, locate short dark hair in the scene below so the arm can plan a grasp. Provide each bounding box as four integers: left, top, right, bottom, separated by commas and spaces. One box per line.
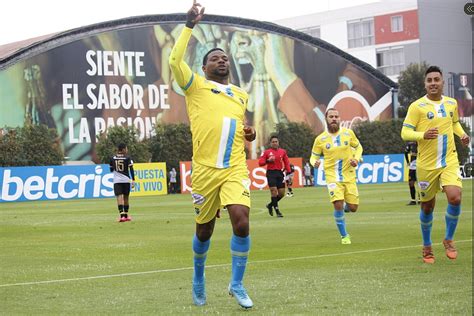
270, 135, 279, 141
118, 143, 127, 151
425, 65, 443, 77
202, 48, 225, 66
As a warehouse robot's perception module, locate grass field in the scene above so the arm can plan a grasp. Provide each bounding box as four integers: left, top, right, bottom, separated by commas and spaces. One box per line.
1, 181, 472, 315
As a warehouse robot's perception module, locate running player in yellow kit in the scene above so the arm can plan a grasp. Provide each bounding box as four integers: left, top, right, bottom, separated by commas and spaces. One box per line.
401, 66, 470, 264
310, 109, 363, 244
169, 0, 255, 309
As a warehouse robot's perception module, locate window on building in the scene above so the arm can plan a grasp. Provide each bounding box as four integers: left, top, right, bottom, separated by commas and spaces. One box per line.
376, 47, 405, 76
347, 18, 374, 48
299, 26, 321, 38
391, 15, 403, 33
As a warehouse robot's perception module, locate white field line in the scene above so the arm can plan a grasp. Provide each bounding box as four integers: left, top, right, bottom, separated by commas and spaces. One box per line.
1, 239, 471, 288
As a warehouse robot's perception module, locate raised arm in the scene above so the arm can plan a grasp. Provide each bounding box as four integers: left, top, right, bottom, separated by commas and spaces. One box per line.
168, 1, 205, 91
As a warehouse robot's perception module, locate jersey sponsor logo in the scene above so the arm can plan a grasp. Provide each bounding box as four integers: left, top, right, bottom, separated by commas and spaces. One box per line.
418, 181, 430, 190
419, 103, 426, 107
427, 111, 435, 119
191, 193, 206, 205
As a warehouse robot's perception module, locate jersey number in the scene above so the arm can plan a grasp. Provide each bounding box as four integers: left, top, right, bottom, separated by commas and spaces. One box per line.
115, 160, 125, 172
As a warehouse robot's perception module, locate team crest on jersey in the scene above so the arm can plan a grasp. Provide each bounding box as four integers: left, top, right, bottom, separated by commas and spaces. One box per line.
192, 193, 206, 205
426, 112, 434, 119
418, 181, 430, 190
225, 87, 234, 97
194, 207, 200, 215
326, 143, 331, 149
344, 141, 348, 145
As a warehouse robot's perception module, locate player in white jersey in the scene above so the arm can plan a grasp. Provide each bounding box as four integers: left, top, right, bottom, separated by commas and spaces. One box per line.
109, 144, 135, 222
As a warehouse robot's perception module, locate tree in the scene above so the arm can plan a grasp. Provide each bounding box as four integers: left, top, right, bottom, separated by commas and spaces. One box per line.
95, 126, 151, 163
0, 124, 64, 166
274, 122, 316, 161
353, 119, 405, 154
397, 62, 429, 118
149, 123, 193, 172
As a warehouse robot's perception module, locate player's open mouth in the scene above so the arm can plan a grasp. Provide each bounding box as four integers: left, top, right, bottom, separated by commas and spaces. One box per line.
233, 56, 254, 91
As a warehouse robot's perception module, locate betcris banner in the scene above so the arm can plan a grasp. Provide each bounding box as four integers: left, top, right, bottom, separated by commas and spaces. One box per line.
0, 163, 167, 203
313, 154, 404, 185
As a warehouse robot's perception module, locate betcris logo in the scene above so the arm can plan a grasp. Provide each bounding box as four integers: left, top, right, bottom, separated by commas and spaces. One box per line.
314, 154, 404, 185
0, 165, 114, 202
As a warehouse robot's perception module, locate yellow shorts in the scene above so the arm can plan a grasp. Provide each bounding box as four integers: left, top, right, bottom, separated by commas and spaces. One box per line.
417, 164, 462, 202
326, 181, 359, 204
191, 162, 251, 224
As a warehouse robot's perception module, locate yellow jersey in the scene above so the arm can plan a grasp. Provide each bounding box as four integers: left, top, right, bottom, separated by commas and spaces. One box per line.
310, 127, 362, 183
402, 96, 459, 170
169, 27, 248, 168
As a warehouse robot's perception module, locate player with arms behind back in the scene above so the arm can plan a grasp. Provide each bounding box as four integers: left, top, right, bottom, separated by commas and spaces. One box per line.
401, 65, 470, 264
109, 143, 135, 222
310, 109, 363, 244
169, 0, 256, 309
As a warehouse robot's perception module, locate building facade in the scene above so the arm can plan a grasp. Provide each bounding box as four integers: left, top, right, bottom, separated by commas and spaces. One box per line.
276, 0, 472, 84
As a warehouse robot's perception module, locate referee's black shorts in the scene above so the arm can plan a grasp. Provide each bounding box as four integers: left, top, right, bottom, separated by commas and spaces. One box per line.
114, 183, 131, 196
408, 169, 417, 182
266, 170, 285, 189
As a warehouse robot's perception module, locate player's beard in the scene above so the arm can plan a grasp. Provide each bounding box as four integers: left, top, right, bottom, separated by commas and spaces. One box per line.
213, 67, 230, 79
327, 122, 340, 133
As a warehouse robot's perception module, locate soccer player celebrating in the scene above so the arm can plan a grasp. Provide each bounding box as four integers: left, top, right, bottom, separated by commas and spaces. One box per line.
258, 135, 291, 217
109, 144, 135, 222
310, 109, 363, 245
401, 66, 470, 264
169, 1, 256, 309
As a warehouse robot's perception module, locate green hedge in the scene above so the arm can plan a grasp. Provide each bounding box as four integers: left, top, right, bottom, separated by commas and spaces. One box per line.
0, 124, 64, 166
96, 126, 151, 164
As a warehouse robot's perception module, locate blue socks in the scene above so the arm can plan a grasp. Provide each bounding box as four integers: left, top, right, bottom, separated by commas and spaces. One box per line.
419, 210, 433, 246
333, 209, 348, 237
230, 234, 250, 287
445, 203, 461, 240
193, 235, 210, 284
